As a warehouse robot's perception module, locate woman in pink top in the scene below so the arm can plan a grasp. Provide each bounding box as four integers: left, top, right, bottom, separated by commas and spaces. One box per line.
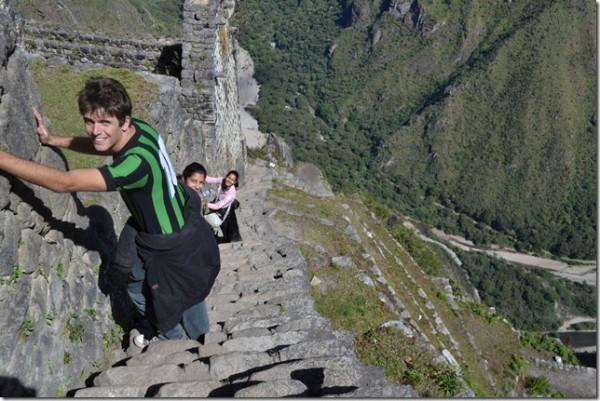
206, 170, 239, 211
206, 170, 242, 243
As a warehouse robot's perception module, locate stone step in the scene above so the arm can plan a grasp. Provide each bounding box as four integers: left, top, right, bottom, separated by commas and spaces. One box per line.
223, 315, 292, 333
220, 244, 300, 263
209, 350, 275, 380
212, 289, 306, 308
220, 308, 323, 334
278, 338, 355, 362
246, 356, 387, 389
126, 349, 199, 368
210, 286, 306, 305
341, 384, 419, 398
208, 302, 282, 322
273, 316, 331, 333
233, 379, 308, 397
93, 360, 211, 387
124, 337, 201, 359
198, 342, 227, 358
230, 276, 308, 297
206, 292, 242, 305
155, 380, 224, 397
220, 330, 334, 353
73, 385, 147, 398
262, 294, 316, 313
204, 331, 227, 345
230, 327, 271, 339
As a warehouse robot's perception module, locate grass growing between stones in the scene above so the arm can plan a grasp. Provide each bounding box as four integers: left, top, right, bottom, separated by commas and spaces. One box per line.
0, 265, 26, 286
31, 60, 158, 169
18, 316, 34, 343
524, 376, 563, 397
63, 316, 85, 343
246, 146, 268, 161
519, 332, 578, 365
356, 327, 462, 397
311, 265, 395, 334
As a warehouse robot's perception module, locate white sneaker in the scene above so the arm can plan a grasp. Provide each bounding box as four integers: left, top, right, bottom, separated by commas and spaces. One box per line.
133, 334, 160, 348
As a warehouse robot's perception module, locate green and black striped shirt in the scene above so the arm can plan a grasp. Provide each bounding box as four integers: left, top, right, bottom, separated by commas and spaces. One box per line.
98, 118, 187, 235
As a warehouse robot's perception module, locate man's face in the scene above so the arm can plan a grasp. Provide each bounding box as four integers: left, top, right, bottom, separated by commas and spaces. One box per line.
83, 110, 130, 152
185, 172, 206, 193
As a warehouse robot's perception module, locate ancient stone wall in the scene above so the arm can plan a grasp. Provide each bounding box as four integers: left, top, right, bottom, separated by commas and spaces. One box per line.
0, 0, 247, 395
0, 4, 130, 397
21, 23, 178, 73
18, 0, 246, 178
181, 0, 245, 177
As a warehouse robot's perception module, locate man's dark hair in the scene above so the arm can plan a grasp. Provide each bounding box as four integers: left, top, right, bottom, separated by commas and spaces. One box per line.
182, 162, 207, 180
78, 77, 132, 125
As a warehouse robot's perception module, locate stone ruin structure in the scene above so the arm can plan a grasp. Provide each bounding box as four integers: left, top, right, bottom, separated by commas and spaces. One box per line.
19, 0, 245, 178
0, 0, 244, 395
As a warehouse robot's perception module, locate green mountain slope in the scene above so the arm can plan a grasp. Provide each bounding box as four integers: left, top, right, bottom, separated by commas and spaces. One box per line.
233, 0, 597, 259
380, 1, 596, 258
13, 0, 183, 37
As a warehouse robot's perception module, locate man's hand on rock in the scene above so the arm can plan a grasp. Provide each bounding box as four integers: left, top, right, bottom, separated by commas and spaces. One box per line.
32, 107, 52, 145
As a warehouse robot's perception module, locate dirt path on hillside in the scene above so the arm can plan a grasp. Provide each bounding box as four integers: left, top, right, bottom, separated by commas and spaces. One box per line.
418, 226, 596, 286
558, 316, 597, 332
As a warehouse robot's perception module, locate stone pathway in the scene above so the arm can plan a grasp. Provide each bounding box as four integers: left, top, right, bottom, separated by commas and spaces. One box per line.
72, 162, 417, 397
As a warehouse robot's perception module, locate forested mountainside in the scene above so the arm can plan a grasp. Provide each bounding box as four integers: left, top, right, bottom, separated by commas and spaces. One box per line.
13, 0, 183, 37
232, 0, 597, 259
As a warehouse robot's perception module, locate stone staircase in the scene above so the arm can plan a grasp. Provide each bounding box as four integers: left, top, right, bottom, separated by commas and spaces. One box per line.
72, 162, 417, 397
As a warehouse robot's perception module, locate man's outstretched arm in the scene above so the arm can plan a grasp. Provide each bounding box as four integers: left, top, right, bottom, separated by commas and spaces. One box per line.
33, 107, 110, 155
0, 150, 107, 193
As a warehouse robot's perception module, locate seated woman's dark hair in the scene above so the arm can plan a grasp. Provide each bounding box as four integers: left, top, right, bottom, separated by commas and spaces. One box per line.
183, 162, 207, 180
222, 170, 240, 189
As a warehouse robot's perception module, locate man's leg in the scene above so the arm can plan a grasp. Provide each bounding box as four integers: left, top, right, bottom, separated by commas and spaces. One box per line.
181, 300, 210, 341
128, 255, 162, 347
158, 323, 188, 340
126, 255, 147, 317
128, 257, 208, 342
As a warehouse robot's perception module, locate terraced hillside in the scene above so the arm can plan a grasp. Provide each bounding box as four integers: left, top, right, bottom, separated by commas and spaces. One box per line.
265, 163, 529, 396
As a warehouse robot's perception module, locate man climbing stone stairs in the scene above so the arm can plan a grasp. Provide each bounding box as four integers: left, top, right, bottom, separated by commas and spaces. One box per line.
72, 162, 418, 397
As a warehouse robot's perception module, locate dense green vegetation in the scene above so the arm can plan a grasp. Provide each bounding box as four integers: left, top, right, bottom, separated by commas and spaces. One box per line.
233, 0, 596, 259
458, 251, 597, 331
524, 376, 563, 398
520, 332, 578, 365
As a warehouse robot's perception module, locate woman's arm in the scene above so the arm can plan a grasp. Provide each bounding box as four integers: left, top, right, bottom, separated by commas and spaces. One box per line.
208, 187, 236, 210
205, 176, 223, 185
